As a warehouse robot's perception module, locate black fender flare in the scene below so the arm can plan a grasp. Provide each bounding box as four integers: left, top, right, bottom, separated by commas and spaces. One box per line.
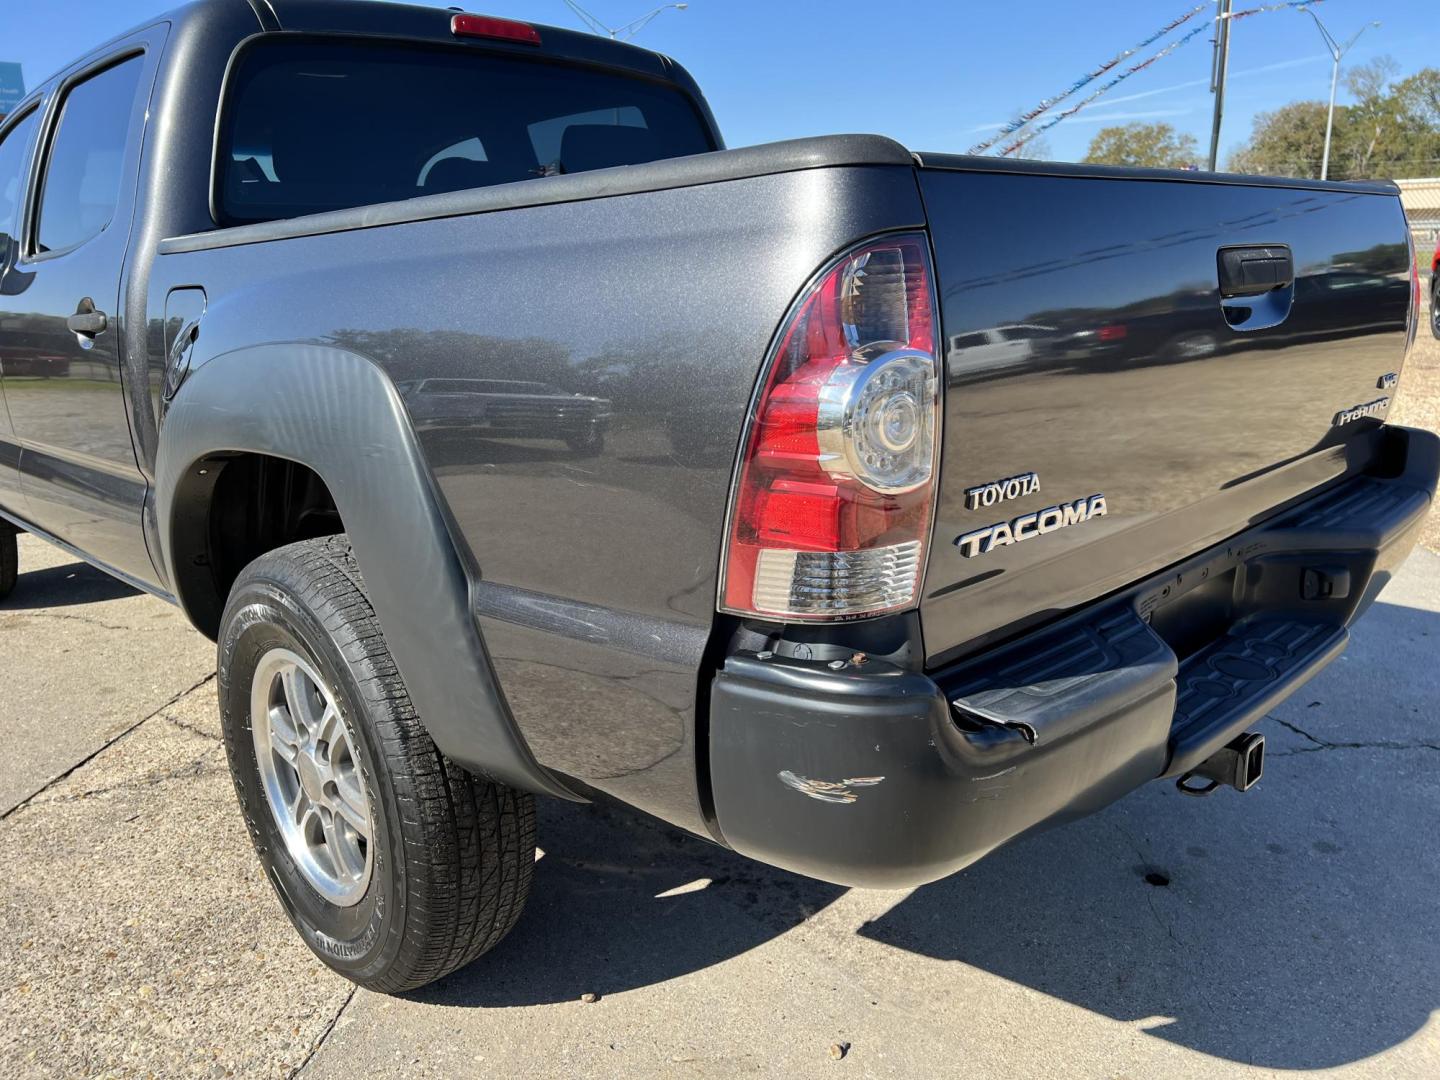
155, 342, 582, 801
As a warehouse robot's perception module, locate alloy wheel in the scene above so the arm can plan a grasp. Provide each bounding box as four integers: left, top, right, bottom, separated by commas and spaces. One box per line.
249, 647, 372, 905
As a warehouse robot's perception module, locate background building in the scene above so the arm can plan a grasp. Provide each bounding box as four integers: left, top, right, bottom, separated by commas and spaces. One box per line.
1397, 178, 1440, 284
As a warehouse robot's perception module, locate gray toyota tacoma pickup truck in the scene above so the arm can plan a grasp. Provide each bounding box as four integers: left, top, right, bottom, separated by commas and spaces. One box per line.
0, 0, 1434, 992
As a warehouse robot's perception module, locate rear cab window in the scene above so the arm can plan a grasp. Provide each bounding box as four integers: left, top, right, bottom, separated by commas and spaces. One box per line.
216, 38, 716, 225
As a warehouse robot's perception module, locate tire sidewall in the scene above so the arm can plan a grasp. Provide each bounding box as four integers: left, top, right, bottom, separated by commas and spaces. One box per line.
218, 572, 407, 986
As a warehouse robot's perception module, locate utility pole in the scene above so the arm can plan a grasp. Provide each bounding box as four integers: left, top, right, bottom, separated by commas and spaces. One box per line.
1207, 0, 1233, 171
1299, 6, 1380, 181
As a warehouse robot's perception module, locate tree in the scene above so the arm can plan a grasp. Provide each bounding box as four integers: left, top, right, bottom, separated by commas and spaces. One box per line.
1394, 68, 1440, 128
1082, 123, 1199, 168
1340, 57, 1407, 178
1227, 58, 1440, 180
1226, 101, 1333, 178
1009, 129, 1053, 161
1001, 106, 1054, 161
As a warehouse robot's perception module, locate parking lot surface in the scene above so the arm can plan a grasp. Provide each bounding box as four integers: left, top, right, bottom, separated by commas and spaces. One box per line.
3, 531, 1439, 1079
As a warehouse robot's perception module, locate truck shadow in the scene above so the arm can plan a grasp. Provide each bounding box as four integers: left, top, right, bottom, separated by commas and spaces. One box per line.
416, 593, 1440, 1069
412, 796, 848, 1011
1, 557, 140, 609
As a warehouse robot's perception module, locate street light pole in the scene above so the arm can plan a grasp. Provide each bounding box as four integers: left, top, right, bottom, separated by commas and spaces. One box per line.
1321, 44, 1340, 181
561, 1, 689, 41
1299, 6, 1380, 181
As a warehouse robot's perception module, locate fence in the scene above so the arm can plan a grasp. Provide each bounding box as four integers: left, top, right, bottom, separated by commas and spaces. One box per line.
1397, 178, 1440, 283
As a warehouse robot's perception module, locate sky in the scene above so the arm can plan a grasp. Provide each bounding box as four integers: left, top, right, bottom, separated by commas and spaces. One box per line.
4, 0, 1437, 170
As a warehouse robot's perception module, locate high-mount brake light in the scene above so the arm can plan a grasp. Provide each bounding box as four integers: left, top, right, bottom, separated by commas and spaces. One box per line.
720, 233, 942, 621
450, 13, 542, 45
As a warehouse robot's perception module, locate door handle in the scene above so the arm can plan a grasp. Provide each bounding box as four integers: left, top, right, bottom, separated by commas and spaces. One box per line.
67, 298, 108, 337
1217, 245, 1294, 333
1217, 245, 1293, 299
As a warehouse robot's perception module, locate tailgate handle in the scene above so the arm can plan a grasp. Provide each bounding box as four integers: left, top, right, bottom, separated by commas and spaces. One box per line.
1217, 245, 1293, 299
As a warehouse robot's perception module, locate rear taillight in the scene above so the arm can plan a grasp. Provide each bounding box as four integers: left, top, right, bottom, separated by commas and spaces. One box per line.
720, 233, 942, 621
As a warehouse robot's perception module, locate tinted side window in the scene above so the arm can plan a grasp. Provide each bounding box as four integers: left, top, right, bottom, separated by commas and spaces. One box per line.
35, 56, 145, 254
0, 108, 41, 245
218, 40, 715, 224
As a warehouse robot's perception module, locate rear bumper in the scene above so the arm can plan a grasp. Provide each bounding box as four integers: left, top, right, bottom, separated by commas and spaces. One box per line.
708, 425, 1439, 888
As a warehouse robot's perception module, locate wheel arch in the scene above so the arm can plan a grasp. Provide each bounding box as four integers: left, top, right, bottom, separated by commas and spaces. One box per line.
156, 342, 581, 801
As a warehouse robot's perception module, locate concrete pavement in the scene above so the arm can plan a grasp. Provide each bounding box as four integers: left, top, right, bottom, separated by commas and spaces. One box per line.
2, 533, 1439, 1079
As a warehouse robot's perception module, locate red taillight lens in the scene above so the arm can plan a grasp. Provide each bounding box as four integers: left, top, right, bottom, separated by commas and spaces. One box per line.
720, 233, 942, 621
450, 13, 542, 45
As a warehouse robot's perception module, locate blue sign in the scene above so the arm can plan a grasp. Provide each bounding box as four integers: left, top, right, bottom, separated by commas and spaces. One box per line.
0, 63, 25, 116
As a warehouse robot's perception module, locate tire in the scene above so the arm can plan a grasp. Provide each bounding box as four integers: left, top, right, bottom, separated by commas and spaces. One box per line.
1431, 279, 1439, 341
217, 535, 535, 992
0, 523, 16, 600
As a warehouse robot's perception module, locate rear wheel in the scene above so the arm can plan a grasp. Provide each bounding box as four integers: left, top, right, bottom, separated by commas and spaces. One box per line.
217, 535, 535, 992
1431, 278, 1439, 340
0, 523, 16, 600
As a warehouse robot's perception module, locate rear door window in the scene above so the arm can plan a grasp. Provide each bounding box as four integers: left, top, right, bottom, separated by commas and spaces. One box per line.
217, 39, 715, 225
34, 56, 145, 255
0, 108, 41, 249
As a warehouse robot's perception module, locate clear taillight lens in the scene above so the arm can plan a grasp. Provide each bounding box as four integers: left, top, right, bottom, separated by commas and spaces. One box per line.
720, 233, 941, 621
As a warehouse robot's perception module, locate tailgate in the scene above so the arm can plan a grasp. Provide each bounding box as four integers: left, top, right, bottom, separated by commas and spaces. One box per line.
918, 164, 1413, 667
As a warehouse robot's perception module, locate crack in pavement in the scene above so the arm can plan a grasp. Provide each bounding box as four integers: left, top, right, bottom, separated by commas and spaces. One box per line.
23, 745, 225, 807
0, 671, 217, 822
161, 710, 222, 742
0, 610, 175, 634
1109, 820, 1181, 948
291, 986, 357, 1078
1266, 714, 1440, 757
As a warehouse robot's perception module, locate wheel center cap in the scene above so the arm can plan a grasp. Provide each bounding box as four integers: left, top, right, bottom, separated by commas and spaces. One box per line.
296, 752, 326, 802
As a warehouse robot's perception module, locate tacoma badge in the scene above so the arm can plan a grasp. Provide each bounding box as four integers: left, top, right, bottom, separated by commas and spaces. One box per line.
955, 495, 1107, 558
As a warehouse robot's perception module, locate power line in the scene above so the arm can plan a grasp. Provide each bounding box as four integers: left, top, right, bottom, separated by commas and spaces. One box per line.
979, 0, 1328, 159
1000, 19, 1215, 157
967, 4, 1209, 155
